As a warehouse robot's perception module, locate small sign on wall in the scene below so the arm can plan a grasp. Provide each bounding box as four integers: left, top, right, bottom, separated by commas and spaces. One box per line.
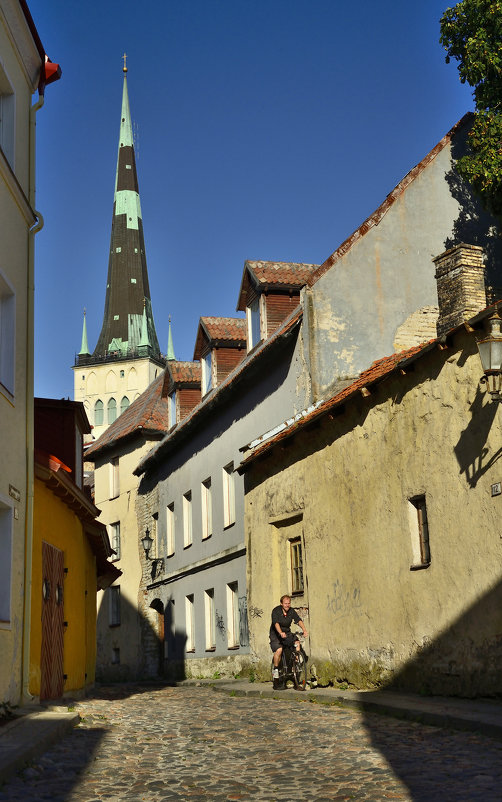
491, 482, 501, 497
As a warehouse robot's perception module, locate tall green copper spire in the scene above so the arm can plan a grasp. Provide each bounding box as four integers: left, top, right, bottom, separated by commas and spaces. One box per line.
78, 309, 90, 356
87, 60, 162, 365
167, 315, 175, 360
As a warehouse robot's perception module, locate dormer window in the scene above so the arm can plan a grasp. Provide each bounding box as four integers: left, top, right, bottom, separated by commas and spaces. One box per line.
247, 297, 261, 350
202, 351, 213, 395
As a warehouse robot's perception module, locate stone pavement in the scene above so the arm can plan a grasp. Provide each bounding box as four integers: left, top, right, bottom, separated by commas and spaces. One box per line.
1, 682, 502, 800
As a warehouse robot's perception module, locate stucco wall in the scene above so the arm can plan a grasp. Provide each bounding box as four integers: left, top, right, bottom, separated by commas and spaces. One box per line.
0, 1, 42, 706
94, 437, 156, 681
245, 330, 502, 696
303, 121, 502, 398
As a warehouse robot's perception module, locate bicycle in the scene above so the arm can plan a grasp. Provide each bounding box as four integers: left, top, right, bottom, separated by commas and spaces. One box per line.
271, 633, 309, 691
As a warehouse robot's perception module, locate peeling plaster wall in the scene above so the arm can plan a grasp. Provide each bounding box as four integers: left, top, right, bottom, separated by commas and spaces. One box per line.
245, 331, 502, 696
305, 123, 502, 399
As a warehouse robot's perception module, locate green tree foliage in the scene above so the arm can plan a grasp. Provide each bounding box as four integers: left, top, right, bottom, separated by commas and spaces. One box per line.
440, 0, 502, 217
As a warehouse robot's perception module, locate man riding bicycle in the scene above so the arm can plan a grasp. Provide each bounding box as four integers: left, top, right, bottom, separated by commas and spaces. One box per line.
270, 594, 308, 689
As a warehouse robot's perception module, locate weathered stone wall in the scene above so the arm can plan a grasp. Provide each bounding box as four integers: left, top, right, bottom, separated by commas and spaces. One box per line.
244, 329, 502, 696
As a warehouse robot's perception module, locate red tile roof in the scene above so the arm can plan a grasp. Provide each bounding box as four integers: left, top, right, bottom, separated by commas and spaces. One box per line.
193, 317, 246, 360
136, 305, 303, 476
168, 361, 201, 384
308, 114, 472, 287
85, 372, 169, 459
237, 261, 319, 310
239, 339, 438, 470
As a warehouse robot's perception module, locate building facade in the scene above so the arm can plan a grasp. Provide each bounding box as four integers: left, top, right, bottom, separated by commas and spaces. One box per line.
0, 0, 60, 707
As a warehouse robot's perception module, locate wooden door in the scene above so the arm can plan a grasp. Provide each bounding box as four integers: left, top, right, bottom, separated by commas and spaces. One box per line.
40, 542, 64, 700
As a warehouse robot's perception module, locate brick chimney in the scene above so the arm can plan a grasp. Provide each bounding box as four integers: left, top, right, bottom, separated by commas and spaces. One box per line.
433, 244, 486, 338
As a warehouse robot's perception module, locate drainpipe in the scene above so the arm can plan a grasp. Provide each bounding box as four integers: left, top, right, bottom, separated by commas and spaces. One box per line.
21, 89, 45, 703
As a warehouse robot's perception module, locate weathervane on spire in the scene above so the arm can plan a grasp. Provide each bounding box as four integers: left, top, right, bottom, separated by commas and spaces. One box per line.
123, 52, 128, 73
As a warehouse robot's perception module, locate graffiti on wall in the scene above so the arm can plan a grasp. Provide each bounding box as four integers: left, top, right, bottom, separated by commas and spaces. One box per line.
326, 580, 362, 622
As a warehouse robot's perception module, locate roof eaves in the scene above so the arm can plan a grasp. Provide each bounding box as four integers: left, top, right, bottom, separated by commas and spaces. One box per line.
135, 305, 303, 476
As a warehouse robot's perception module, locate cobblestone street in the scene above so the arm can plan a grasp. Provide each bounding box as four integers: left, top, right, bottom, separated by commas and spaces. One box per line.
1, 684, 502, 801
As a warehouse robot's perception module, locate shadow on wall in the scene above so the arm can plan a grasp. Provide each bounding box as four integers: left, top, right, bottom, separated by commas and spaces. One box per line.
96, 589, 187, 683
443, 120, 502, 295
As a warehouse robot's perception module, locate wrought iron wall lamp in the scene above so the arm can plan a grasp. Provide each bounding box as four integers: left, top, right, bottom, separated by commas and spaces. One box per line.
477, 311, 502, 402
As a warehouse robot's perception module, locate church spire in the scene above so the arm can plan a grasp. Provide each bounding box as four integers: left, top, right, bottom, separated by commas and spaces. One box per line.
87, 62, 162, 365
78, 308, 90, 356
167, 315, 176, 360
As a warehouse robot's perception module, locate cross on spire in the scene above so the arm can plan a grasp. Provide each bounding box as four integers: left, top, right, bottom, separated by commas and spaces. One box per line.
123, 52, 127, 73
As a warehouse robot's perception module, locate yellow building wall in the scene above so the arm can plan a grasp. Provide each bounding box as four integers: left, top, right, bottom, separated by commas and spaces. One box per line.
30, 479, 98, 697
245, 332, 502, 696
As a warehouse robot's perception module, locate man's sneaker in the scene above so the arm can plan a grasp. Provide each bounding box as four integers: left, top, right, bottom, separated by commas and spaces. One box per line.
273, 678, 284, 690
272, 668, 279, 679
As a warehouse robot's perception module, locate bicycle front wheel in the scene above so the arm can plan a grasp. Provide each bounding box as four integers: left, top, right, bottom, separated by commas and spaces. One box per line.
292, 650, 307, 690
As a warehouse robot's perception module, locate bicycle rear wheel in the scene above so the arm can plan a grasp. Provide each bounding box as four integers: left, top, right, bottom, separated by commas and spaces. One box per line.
292, 649, 307, 690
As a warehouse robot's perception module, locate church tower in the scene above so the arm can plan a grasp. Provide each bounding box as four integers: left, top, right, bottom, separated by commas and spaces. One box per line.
73, 60, 165, 440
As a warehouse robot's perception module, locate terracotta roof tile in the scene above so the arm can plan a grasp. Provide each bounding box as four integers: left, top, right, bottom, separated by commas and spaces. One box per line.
239, 340, 437, 469
193, 317, 246, 360
237, 261, 319, 310
85, 372, 169, 458
168, 361, 201, 384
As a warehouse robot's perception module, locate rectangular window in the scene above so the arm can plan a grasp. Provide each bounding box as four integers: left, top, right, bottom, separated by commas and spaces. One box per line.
0, 269, 15, 396
169, 392, 176, 428
290, 538, 304, 594
185, 594, 195, 652
202, 351, 213, 394
409, 495, 431, 569
166, 503, 175, 556
109, 521, 121, 561
0, 500, 13, 623
109, 457, 119, 499
183, 491, 192, 548
109, 586, 121, 626
226, 582, 239, 648
223, 463, 235, 528
204, 588, 215, 650
201, 478, 212, 539
247, 298, 261, 350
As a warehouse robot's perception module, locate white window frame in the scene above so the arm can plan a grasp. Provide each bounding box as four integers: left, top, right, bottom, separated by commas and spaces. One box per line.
0, 495, 13, 624
202, 350, 213, 394
185, 594, 195, 652
290, 538, 304, 594
204, 588, 215, 650
226, 582, 239, 648
109, 521, 121, 561
109, 456, 119, 499
94, 399, 104, 426
246, 297, 261, 350
169, 392, 176, 427
120, 396, 130, 415
183, 491, 192, 548
223, 463, 235, 528
0, 269, 15, 396
166, 502, 175, 556
108, 397, 117, 424
109, 585, 121, 626
201, 478, 212, 540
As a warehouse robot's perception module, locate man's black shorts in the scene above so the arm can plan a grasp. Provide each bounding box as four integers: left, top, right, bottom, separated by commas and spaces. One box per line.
270, 631, 297, 652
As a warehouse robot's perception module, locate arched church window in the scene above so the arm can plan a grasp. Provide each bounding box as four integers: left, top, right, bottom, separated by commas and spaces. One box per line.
94, 400, 104, 426
120, 396, 130, 415
108, 397, 117, 424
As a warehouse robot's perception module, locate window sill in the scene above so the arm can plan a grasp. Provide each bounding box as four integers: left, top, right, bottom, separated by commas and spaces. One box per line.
166, 552, 175, 559
186, 648, 195, 654
202, 533, 212, 541
410, 562, 431, 571
183, 543, 192, 550
109, 623, 121, 628
291, 590, 304, 597
223, 521, 235, 531
205, 647, 216, 652
227, 645, 240, 651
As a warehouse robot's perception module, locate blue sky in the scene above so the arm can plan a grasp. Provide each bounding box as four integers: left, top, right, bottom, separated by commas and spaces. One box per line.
29, 0, 472, 399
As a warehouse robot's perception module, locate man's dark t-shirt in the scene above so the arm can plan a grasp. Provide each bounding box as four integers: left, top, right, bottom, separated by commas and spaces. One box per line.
270, 605, 301, 639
